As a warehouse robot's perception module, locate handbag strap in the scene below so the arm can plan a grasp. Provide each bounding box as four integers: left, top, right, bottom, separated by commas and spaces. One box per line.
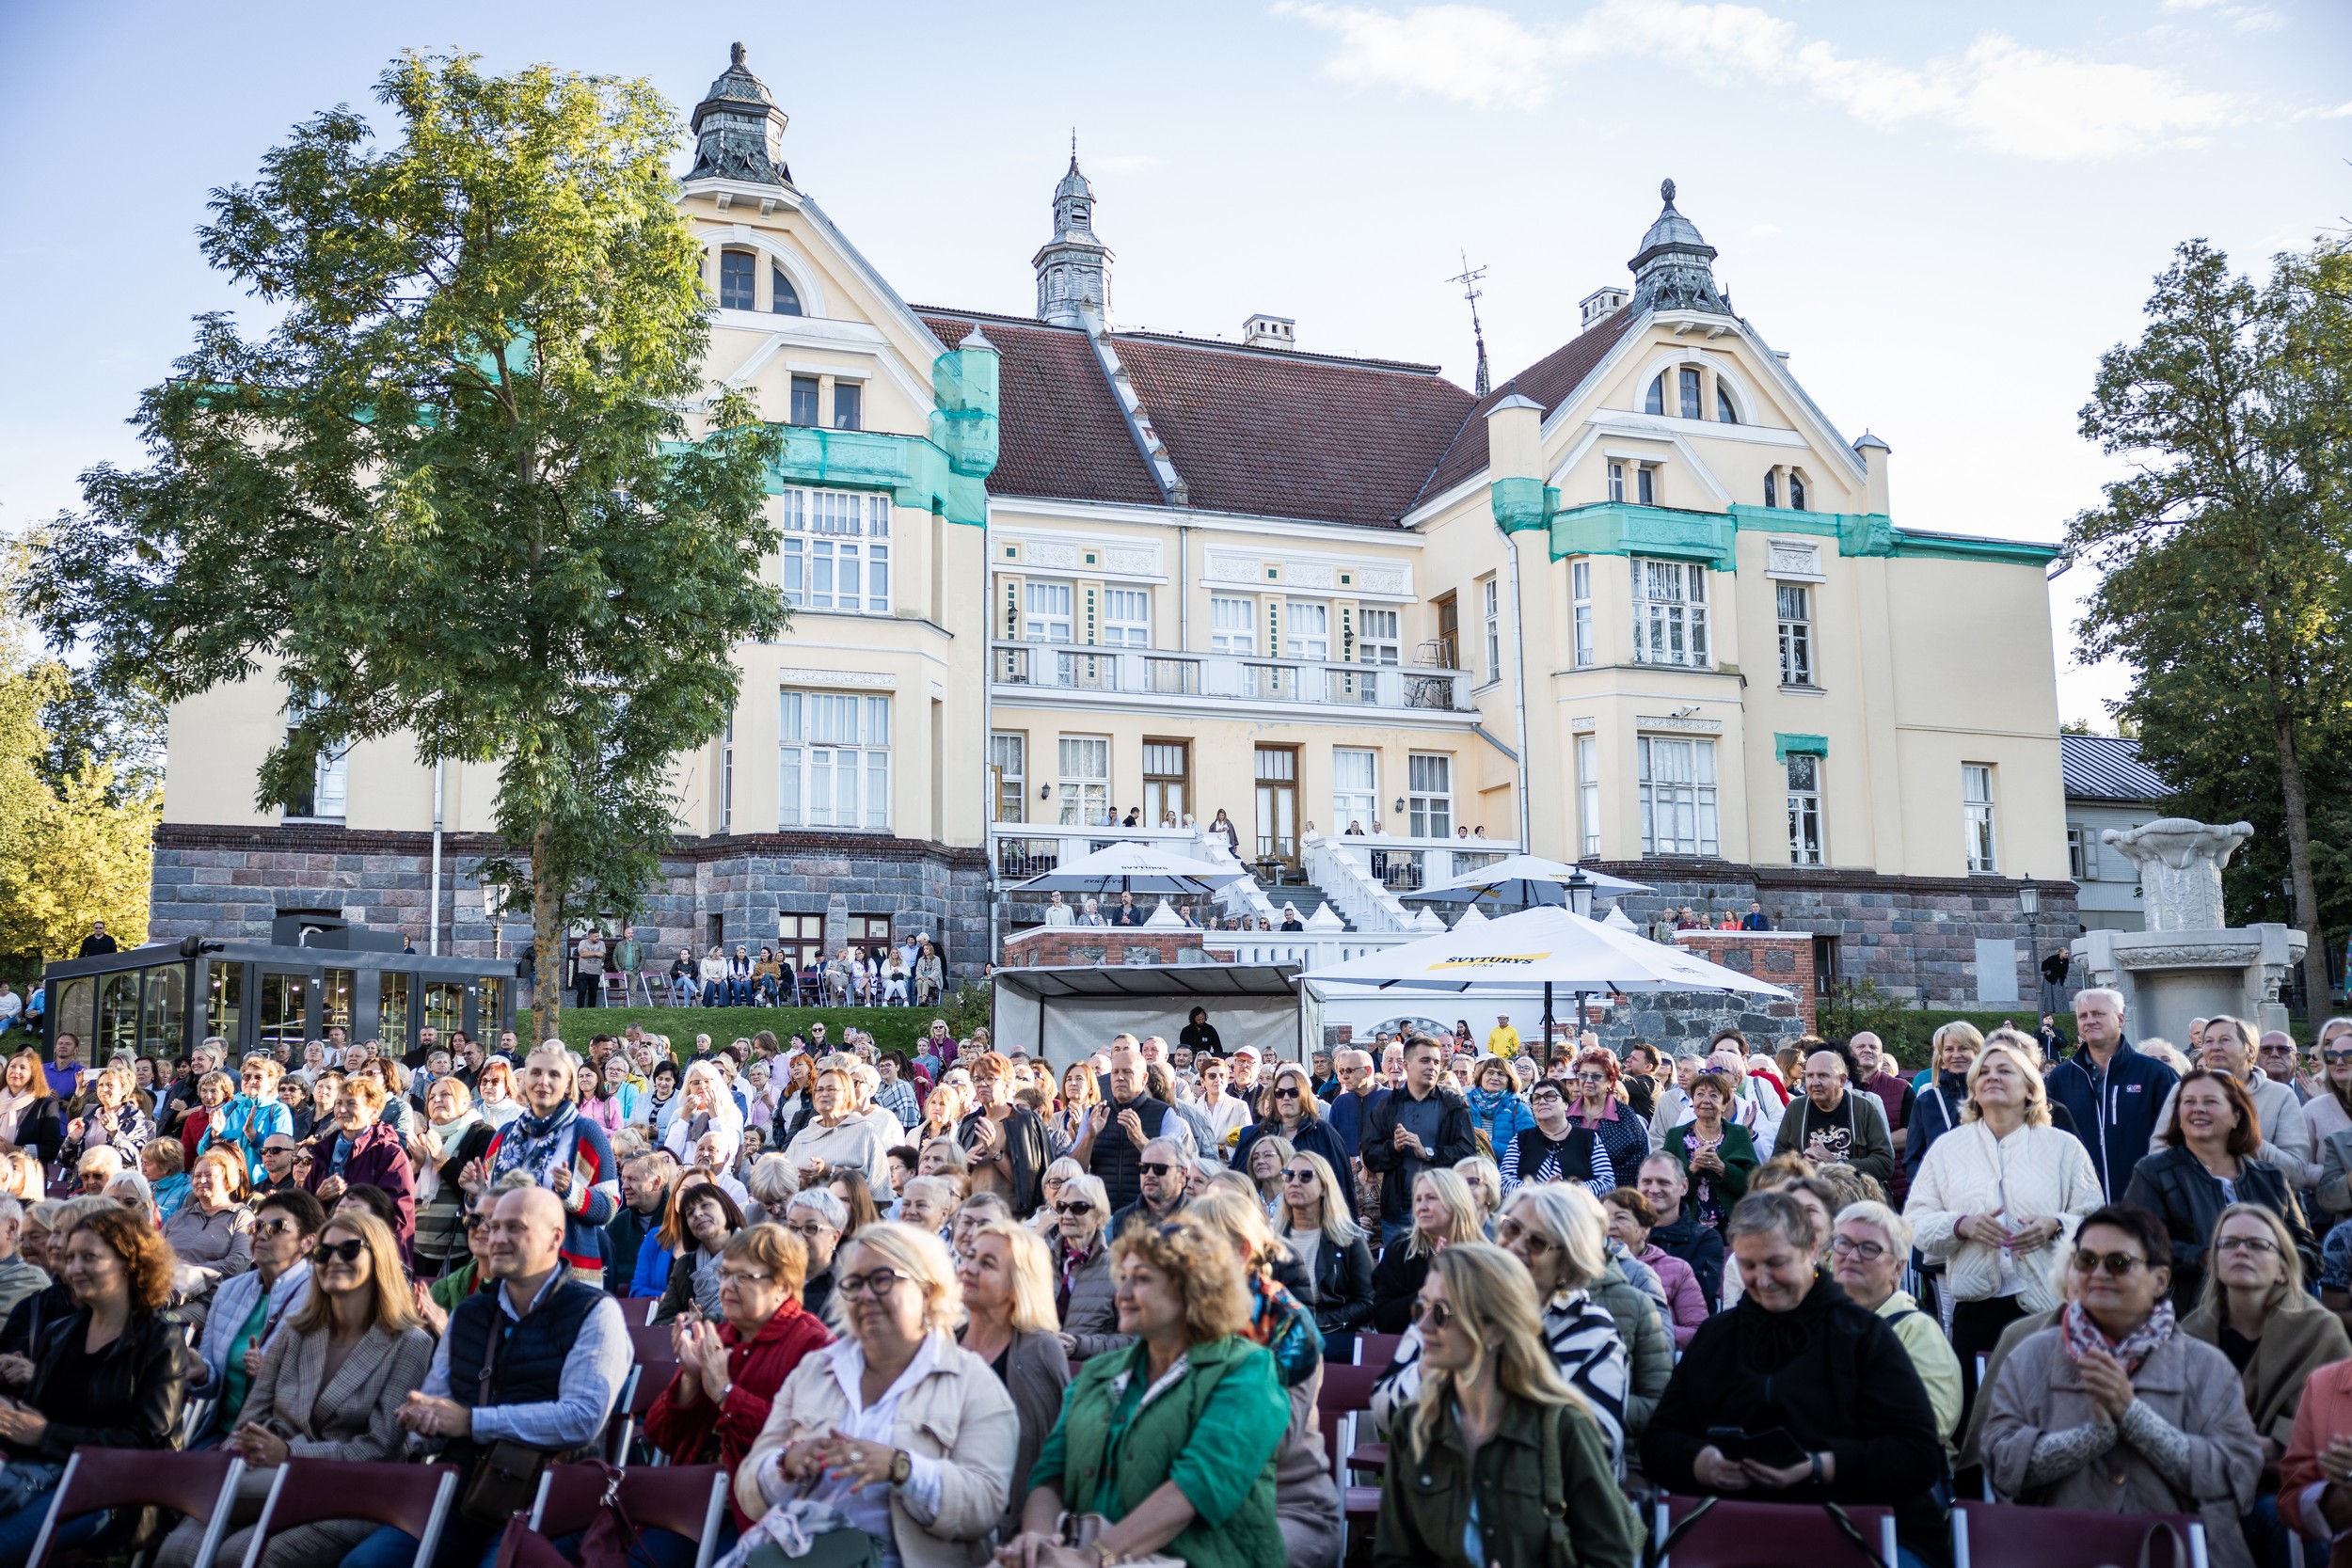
1643, 1496, 1718, 1568
1817, 1501, 1886, 1568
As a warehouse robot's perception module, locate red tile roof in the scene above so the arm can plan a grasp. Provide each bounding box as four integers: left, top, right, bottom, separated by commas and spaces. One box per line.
915, 309, 1164, 508
1413, 308, 1643, 506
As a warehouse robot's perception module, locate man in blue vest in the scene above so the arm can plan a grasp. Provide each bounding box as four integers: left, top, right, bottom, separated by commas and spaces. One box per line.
2043, 986, 2176, 1198
345, 1185, 629, 1568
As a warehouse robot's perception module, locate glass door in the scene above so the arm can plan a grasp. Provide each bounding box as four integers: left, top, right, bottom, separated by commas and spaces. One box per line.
97, 972, 140, 1059
140, 964, 189, 1058
205, 962, 245, 1047
257, 972, 310, 1052
1254, 747, 1299, 870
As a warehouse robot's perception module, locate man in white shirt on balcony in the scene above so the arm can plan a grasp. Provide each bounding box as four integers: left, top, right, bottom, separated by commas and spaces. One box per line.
1044, 892, 1074, 927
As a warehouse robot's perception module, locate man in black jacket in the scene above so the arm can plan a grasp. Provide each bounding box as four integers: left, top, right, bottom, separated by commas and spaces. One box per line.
1359, 1035, 1475, 1249
1073, 1041, 1171, 1213
1636, 1151, 1726, 1310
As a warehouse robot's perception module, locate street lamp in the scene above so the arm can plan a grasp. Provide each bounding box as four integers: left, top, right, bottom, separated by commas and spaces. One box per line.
2020, 875, 2042, 1013
1565, 868, 1595, 920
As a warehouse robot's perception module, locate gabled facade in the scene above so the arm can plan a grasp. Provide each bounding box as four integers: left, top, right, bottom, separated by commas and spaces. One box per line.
149, 48, 2073, 1020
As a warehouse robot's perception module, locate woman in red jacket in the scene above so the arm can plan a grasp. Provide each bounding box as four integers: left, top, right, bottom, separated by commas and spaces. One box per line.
643, 1223, 833, 1542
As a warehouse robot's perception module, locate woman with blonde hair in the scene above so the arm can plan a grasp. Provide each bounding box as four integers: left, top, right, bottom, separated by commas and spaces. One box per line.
1904, 1030, 2103, 1412
1903, 1020, 1983, 1192
954, 1220, 1070, 1543
1373, 1243, 1639, 1568
738, 1222, 1016, 1568
157, 1208, 431, 1568
1245, 1132, 1295, 1217
1004, 1213, 1288, 1568
1050, 1062, 1099, 1150
783, 1060, 889, 1189
1277, 1149, 1373, 1360
1371, 1167, 1484, 1333
1454, 1154, 1502, 1236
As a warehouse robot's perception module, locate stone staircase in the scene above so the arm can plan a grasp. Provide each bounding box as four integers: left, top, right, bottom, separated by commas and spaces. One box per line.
1254, 878, 1348, 928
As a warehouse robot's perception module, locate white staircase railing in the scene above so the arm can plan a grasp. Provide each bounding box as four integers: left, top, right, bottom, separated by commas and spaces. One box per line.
1188, 828, 1279, 925
1303, 832, 1414, 933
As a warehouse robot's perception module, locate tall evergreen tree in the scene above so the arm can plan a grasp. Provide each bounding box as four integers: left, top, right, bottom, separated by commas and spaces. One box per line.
29, 55, 786, 1041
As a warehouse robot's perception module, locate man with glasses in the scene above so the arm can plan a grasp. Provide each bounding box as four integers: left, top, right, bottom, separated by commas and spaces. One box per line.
1361, 1036, 1475, 1250
2259, 1030, 2312, 1104
361, 1186, 628, 1568
783, 1188, 847, 1323
256, 1134, 305, 1196
1109, 1136, 1191, 1240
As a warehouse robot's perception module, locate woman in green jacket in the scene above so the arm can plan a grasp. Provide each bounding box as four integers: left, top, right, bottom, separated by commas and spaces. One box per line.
1001, 1214, 1288, 1568
1373, 1243, 1640, 1568
1661, 1069, 1759, 1233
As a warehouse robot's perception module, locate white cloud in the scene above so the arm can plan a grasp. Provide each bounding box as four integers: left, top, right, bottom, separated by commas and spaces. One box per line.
1276, 0, 2240, 160
2293, 100, 2352, 120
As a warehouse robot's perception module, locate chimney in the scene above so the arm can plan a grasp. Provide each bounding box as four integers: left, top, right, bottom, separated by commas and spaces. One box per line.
1579, 286, 1629, 329
1242, 312, 1296, 350
1853, 431, 1892, 515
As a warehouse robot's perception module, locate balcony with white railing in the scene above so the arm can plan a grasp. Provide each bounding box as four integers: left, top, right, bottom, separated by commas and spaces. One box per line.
1313, 832, 1517, 900
986, 823, 1280, 925
991, 641, 1478, 718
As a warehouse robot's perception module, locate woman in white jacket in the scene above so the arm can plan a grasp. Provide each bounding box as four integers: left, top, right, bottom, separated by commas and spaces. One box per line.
738, 1222, 1016, 1568
661, 1059, 743, 1171
1903, 1031, 2102, 1411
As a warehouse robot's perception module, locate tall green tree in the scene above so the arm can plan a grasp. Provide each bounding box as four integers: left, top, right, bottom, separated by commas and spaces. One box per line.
29, 54, 786, 1043
2070, 238, 2352, 1013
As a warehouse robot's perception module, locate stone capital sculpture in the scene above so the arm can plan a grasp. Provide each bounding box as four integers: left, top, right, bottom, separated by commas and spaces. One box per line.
2100, 817, 2252, 932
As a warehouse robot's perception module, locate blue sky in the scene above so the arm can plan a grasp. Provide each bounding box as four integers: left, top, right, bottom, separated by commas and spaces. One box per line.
3, 0, 2346, 725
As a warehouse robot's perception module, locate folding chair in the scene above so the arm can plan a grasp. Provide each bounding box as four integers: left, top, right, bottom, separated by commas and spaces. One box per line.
628, 1323, 677, 1363
1353, 1331, 1404, 1369
601, 1364, 645, 1465
25, 1448, 244, 1568
239, 1460, 460, 1568
1649, 1496, 1898, 1568
1951, 1498, 2206, 1568
1311, 1364, 1386, 1539
529, 1465, 731, 1568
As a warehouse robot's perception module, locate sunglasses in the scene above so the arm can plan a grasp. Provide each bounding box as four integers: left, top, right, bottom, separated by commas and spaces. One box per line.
1495, 1217, 1554, 1254
1408, 1299, 1458, 1329
1828, 1235, 1886, 1262
1054, 1201, 1094, 1215
1283, 1169, 1317, 1183
1138, 1162, 1173, 1176
316, 1238, 368, 1265
2324, 1050, 2352, 1065
2070, 1248, 2148, 1277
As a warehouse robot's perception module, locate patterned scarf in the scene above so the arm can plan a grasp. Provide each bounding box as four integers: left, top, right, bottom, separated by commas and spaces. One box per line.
2061, 1297, 2175, 1377
490, 1099, 580, 1189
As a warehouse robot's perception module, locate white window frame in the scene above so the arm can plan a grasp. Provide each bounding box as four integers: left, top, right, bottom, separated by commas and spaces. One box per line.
1332, 748, 1378, 832
1102, 587, 1151, 648
1636, 465, 1656, 505
779, 690, 892, 832
283, 693, 348, 822
1358, 607, 1400, 666
1285, 601, 1329, 661
1632, 558, 1709, 668
1482, 578, 1502, 683
1963, 764, 1998, 872
2067, 823, 2094, 882
1785, 752, 1823, 866
1576, 735, 1600, 858
1057, 736, 1110, 826
720, 715, 735, 833
1406, 752, 1453, 839
1638, 736, 1719, 857
778, 488, 891, 615
1024, 580, 1073, 644
1210, 595, 1255, 655
1571, 560, 1595, 669
1609, 462, 1627, 503
1776, 582, 1814, 687
991, 732, 1025, 824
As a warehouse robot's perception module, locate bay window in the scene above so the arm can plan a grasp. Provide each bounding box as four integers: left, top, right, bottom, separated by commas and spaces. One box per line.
779, 487, 891, 615
1638, 736, 1719, 856
779, 690, 891, 831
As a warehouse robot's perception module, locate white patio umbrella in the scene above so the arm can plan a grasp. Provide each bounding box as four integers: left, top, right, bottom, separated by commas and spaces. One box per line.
1009, 839, 1249, 898
1302, 905, 1788, 1046
1402, 854, 1653, 908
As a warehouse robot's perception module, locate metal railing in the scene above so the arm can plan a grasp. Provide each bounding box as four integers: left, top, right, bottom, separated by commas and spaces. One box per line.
990, 641, 1474, 713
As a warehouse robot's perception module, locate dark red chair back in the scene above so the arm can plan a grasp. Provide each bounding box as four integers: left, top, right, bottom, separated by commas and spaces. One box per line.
1653, 1496, 1898, 1568
1952, 1498, 2201, 1568
1354, 1331, 1404, 1370
26, 1449, 244, 1568
626, 1323, 675, 1362
245, 1459, 460, 1568
532, 1465, 730, 1542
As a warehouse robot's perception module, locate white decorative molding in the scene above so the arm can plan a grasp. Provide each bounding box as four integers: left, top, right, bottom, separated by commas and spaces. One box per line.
1570, 716, 1597, 733
1765, 539, 1824, 580
1103, 545, 1158, 577
1288, 562, 1335, 589
778, 666, 897, 689
1025, 541, 1082, 570
1200, 549, 1409, 599
1203, 550, 1260, 582
991, 530, 1165, 581
1358, 563, 1408, 594
1636, 714, 1724, 733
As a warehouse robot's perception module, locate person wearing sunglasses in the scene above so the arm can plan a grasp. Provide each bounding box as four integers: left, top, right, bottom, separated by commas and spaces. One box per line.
1643, 1190, 1945, 1563
1045, 1173, 1122, 1359
159, 1211, 433, 1568
1373, 1243, 1640, 1568
2305, 1019, 2352, 1221
1980, 1203, 2264, 1565
189, 1187, 325, 1441
739, 1222, 1016, 1568
1276, 1151, 1373, 1362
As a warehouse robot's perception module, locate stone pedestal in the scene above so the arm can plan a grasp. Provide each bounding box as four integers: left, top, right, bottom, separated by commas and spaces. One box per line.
2068, 817, 2302, 1044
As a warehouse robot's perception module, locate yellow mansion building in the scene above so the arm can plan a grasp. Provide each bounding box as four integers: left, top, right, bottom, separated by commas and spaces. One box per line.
150, 45, 2073, 1017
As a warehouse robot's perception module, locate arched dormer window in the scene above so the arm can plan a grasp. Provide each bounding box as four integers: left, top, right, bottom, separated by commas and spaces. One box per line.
1789, 471, 1808, 511
771, 265, 803, 316
1678, 367, 1702, 420
1717, 385, 1738, 423
720, 249, 756, 311
1763, 470, 1777, 508
1645, 374, 1665, 416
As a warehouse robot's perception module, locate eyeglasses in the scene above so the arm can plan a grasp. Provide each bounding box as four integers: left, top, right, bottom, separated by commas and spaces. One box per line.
1495, 1217, 1554, 1254
1138, 1162, 1173, 1176
786, 1221, 833, 1240
718, 1267, 773, 1285
1275, 1088, 1301, 1101
255, 1216, 298, 1237
836, 1268, 905, 1301
1408, 1299, 1458, 1330
2215, 1234, 2282, 1256
1828, 1235, 1886, 1261
2070, 1248, 2148, 1277
316, 1238, 368, 1265
1283, 1169, 1317, 1184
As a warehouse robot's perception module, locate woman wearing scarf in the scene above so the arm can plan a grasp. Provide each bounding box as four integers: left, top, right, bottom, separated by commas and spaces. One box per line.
661, 1060, 743, 1171
473, 1057, 524, 1130
407, 1075, 494, 1276
476, 1043, 619, 1282
0, 1053, 62, 1169
1981, 1202, 2264, 1567
633, 1058, 680, 1132
1464, 1055, 1534, 1152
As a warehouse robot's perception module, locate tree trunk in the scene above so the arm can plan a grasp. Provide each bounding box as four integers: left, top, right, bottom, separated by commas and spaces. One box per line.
2270, 705, 2332, 1022
531, 819, 562, 1046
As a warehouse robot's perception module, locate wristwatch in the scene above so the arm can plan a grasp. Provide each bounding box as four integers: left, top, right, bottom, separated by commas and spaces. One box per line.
888, 1448, 913, 1486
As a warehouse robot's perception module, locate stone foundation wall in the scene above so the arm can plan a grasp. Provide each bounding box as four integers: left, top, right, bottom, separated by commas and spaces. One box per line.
151, 824, 993, 981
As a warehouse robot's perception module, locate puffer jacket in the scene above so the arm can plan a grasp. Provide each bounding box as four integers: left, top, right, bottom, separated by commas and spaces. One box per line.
1054, 1233, 1124, 1358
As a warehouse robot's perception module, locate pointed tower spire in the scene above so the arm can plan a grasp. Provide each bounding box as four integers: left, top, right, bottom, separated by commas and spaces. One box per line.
688, 43, 791, 186
1450, 253, 1491, 397
1628, 177, 1730, 314
1034, 144, 1112, 328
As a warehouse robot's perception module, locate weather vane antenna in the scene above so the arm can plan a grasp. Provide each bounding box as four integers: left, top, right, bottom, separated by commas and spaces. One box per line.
1448, 251, 1491, 397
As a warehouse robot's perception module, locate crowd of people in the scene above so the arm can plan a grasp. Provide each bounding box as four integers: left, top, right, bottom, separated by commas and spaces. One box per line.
2, 990, 2350, 1567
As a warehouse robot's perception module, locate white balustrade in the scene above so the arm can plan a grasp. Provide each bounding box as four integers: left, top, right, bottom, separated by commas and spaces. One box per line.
991, 641, 1474, 715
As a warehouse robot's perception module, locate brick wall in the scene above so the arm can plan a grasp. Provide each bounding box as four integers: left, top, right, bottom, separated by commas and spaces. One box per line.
1671, 930, 1818, 1035
1001, 927, 1207, 967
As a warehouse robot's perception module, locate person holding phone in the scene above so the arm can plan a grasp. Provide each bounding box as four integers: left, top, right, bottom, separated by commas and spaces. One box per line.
1642, 1190, 1945, 1561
